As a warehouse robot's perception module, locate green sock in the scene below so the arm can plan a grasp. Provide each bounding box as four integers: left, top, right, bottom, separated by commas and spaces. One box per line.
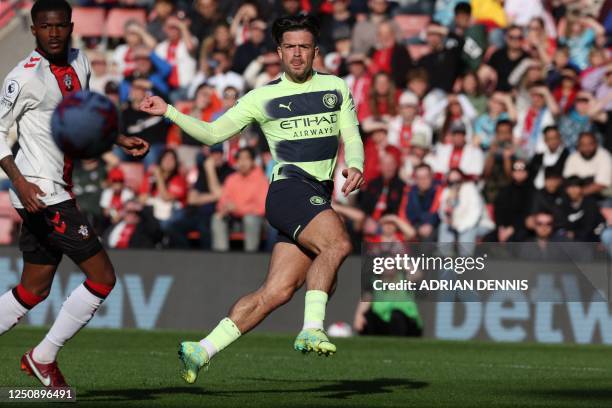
199, 317, 241, 359
303, 290, 328, 330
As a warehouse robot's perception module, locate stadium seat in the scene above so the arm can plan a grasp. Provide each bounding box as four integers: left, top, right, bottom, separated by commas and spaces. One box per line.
0, 217, 14, 245
0, 191, 20, 222
105, 8, 147, 38
394, 14, 431, 39
407, 44, 432, 61
72, 7, 106, 38
118, 162, 145, 192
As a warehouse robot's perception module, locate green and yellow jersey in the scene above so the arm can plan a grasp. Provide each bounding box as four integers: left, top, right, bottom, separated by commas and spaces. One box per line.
164, 71, 364, 182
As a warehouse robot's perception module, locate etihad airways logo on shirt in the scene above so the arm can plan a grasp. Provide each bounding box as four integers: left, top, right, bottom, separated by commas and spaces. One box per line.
279, 113, 337, 130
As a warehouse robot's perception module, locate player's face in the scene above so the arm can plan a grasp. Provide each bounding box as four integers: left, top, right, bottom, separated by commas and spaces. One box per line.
277, 30, 318, 83
31, 10, 73, 58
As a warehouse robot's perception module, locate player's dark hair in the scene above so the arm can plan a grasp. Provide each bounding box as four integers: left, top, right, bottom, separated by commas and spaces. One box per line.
31, 0, 72, 24
272, 14, 320, 45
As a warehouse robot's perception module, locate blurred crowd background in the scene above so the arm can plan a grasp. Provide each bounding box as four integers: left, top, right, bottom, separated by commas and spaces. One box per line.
0, 0, 611, 256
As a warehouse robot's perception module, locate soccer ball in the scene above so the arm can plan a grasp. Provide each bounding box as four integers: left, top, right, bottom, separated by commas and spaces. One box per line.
51, 90, 118, 159
327, 321, 353, 337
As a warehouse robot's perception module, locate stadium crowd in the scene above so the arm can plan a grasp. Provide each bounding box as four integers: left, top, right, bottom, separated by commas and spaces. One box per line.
1, 0, 611, 256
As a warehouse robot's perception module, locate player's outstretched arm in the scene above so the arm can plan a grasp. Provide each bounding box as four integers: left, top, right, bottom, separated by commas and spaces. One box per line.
139, 95, 243, 146
340, 125, 365, 196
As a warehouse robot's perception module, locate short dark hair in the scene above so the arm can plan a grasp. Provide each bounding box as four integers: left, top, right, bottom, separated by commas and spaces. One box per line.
534, 210, 554, 219
406, 68, 429, 84
495, 119, 514, 130
236, 147, 256, 160
578, 131, 597, 143
272, 15, 320, 45
528, 80, 546, 89
31, 0, 72, 24
506, 24, 523, 35
556, 44, 569, 53
543, 125, 559, 135
194, 81, 213, 96
454, 2, 471, 15
544, 166, 562, 179
564, 175, 584, 188
414, 163, 432, 174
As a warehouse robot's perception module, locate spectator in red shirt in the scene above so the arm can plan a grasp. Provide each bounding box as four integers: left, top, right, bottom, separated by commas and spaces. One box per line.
100, 167, 135, 225
368, 21, 413, 89
103, 200, 162, 249
432, 122, 485, 179
358, 71, 399, 121
362, 120, 398, 184
139, 149, 188, 230
359, 148, 407, 242
344, 53, 371, 120
154, 15, 197, 101
212, 147, 269, 252
172, 82, 223, 169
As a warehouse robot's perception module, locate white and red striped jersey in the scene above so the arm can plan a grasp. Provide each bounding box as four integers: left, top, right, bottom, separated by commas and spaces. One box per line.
0, 48, 90, 208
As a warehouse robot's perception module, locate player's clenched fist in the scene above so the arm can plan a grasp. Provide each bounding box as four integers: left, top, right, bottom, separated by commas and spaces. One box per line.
138, 95, 168, 116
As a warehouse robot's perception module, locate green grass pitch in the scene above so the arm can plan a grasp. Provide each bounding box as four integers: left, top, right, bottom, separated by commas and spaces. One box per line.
0, 327, 611, 407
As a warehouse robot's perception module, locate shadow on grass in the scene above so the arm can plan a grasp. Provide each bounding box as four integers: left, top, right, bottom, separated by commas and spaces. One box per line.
78, 387, 207, 402
529, 388, 612, 402
79, 377, 428, 401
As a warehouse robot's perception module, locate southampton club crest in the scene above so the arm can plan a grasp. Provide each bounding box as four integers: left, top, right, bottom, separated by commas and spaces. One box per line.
63, 74, 73, 91
322, 93, 337, 109
78, 225, 89, 239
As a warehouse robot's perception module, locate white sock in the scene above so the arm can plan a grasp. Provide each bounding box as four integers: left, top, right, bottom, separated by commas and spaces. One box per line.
199, 339, 218, 359
32, 284, 104, 364
303, 321, 324, 330
0, 290, 29, 335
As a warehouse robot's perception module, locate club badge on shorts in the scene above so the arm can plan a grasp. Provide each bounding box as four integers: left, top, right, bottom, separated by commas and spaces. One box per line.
78, 225, 89, 239
310, 196, 326, 206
